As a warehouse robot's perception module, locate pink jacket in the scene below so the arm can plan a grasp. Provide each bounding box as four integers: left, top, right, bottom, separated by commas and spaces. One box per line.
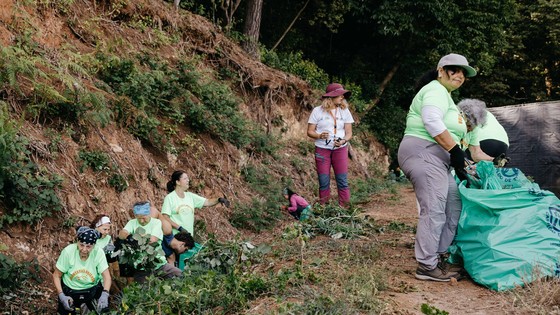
288, 194, 309, 212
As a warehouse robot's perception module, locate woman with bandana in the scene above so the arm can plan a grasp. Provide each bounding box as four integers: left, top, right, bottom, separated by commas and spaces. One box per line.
52, 226, 111, 314
118, 201, 182, 283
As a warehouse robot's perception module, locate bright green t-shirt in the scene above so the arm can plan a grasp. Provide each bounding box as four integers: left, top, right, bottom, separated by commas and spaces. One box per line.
56, 243, 108, 290
123, 218, 167, 270
464, 111, 509, 146
94, 235, 111, 252
123, 218, 163, 241
162, 191, 206, 235
404, 80, 467, 144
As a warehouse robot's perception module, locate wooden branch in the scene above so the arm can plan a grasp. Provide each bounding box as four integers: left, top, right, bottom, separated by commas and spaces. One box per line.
271, 0, 310, 51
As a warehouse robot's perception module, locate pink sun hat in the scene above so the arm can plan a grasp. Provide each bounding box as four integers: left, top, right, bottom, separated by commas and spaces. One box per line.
322, 83, 352, 99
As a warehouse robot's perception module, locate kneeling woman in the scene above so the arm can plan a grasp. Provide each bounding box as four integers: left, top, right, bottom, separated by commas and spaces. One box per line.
52, 227, 111, 314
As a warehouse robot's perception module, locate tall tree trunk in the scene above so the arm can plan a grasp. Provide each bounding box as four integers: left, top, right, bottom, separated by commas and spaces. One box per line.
242, 0, 263, 59
364, 63, 400, 114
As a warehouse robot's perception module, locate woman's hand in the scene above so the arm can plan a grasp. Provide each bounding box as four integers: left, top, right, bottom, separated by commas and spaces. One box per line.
334, 138, 347, 147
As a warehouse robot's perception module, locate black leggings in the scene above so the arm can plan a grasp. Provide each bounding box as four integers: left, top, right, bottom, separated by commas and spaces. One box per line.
58, 281, 103, 315
466, 139, 508, 160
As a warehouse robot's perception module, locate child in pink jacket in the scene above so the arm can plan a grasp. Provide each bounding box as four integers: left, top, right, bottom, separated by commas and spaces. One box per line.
281, 187, 312, 221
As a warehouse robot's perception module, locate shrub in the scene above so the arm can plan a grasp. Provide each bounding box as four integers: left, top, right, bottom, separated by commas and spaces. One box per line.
261, 49, 329, 90
117, 237, 273, 314
301, 203, 375, 239
0, 105, 63, 227
0, 253, 41, 294
230, 197, 283, 232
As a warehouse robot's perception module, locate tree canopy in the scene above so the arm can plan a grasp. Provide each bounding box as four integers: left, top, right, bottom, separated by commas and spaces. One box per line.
179, 0, 559, 158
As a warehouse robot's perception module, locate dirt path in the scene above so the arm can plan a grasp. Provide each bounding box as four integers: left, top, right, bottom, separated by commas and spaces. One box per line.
364, 184, 509, 315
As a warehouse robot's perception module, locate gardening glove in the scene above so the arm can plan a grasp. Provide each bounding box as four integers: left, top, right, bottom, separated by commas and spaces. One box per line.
125, 234, 139, 248
58, 292, 74, 311
448, 144, 467, 172
103, 243, 115, 254
97, 290, 110, 312
218, 197, 230, 208
448, 144, 469, 185
493, 153, 510, 167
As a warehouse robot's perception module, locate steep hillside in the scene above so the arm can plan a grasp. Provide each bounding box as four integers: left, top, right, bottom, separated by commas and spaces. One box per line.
0, 0, 389, 311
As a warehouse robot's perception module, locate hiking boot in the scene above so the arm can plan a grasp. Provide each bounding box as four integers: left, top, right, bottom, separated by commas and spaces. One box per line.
438, 253, 465, 275
415, 265, 460, 282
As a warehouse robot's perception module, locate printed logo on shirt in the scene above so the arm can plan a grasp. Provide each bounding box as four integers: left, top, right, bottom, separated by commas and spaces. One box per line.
176, 204, 194, 214
70, 269, 95, 283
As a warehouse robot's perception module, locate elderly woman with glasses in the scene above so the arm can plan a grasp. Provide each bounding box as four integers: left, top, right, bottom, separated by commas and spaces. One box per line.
307, 83, 355, 206
52, 227, 111, 314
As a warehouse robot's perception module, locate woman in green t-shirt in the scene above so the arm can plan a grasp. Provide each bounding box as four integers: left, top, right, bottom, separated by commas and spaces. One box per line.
52, 227, 111, 314
397, 53, 477, 282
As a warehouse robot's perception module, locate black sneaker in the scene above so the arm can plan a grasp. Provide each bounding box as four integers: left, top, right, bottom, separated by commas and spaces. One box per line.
415, 265, 460, 282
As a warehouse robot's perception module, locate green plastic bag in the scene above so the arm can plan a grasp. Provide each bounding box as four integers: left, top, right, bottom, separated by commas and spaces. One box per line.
454, 172, 560, 291
178, 242, 203, 270
300, 205, 313, 221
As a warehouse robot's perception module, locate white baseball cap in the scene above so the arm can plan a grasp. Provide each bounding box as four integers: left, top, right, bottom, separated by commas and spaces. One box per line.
437, 53, 477, 77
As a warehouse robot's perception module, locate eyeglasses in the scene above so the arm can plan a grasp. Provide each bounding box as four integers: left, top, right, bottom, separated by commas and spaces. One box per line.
443, 66, 465, 76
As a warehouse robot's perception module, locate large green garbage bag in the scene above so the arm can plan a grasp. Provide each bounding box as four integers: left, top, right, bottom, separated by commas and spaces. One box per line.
454, 167, 560, 291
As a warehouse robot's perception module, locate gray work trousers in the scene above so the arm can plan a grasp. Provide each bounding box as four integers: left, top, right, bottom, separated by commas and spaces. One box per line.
398, 136, 462, 270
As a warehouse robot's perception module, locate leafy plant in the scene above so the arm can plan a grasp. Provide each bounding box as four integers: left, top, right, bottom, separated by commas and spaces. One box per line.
421, 303, 449, 315
188, 236, 271, 274
261, 49, 329, 90
229, 197, 284, 232
117, 237, 274, 314
78, 149, 111, 172
301, 203, 375, 239
0, 105, 63, 227
114, 227, 166, 271
108, 173, 129, 193
0, 253, 41, 294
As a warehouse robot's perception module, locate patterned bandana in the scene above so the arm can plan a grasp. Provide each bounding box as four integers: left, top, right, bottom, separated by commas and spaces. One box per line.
133, 202, 151, 215
76, 226, 100, 245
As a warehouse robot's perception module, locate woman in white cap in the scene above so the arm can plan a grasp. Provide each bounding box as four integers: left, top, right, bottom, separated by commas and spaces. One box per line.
307, 83, 355, 206
52, 226, 111, 314
90, 214, 115, 262
397, 53, 477, 282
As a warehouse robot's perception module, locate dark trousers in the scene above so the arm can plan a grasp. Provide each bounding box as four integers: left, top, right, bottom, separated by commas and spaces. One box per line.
466, 139, 508, 160
58, 281, 104, 315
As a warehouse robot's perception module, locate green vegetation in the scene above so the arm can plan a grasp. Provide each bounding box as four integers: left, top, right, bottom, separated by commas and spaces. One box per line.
0, 253, 41, 294
421, 303, 450, 315
78, 149, 129, 193
115, 228, 166, 271
301, 203, 375, 240
0, 103, 63, 228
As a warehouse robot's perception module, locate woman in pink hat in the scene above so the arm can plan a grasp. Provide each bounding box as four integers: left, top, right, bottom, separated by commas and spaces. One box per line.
307, 83, 355, 206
